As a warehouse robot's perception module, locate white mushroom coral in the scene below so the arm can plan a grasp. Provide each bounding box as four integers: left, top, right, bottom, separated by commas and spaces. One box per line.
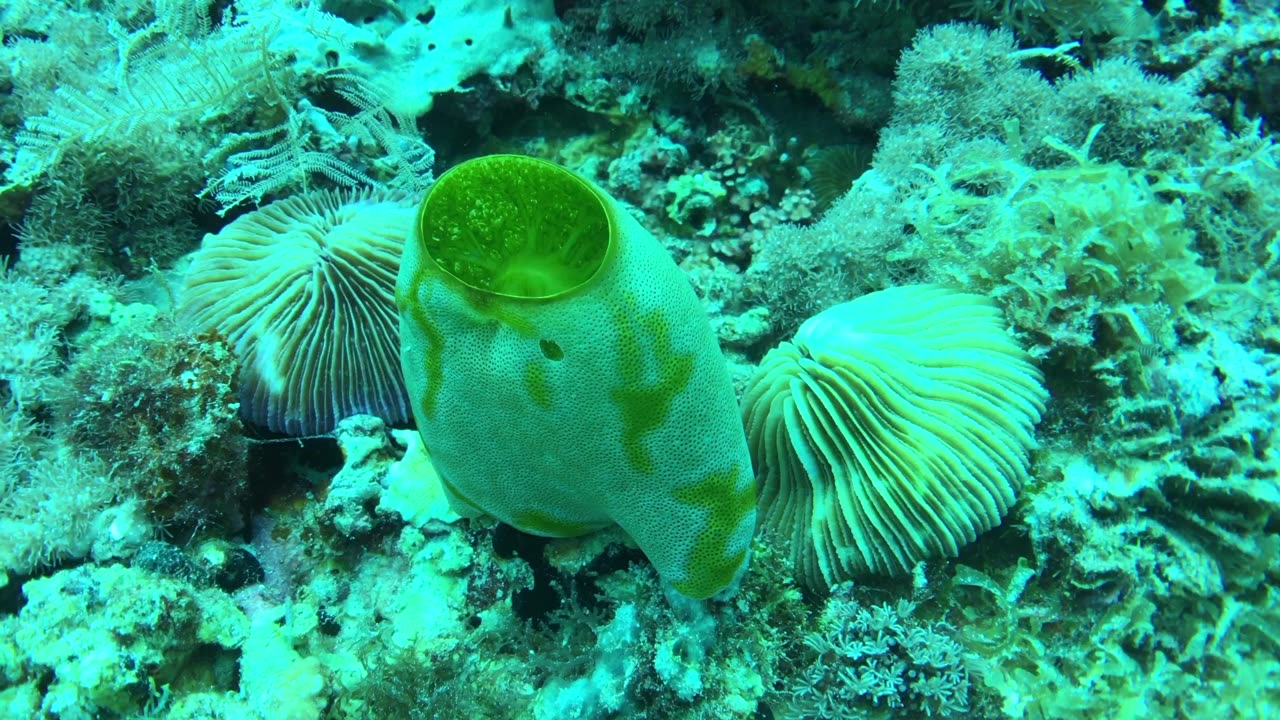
179, 188, 416, 436
741, 285, 1048, 589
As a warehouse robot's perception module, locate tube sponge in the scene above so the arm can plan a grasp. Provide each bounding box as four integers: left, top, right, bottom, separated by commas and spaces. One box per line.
396, 155, 755, 599
741, 285, 1047, 589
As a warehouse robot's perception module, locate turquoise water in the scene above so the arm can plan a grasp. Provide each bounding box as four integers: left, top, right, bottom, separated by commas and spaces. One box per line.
1, 1, 1277, 718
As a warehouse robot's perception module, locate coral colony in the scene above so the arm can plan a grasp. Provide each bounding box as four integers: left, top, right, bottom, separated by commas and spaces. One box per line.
1, 1, 1278, 719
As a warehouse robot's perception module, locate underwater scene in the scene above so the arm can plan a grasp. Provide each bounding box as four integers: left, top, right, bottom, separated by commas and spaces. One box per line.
1, 0, 1279, 718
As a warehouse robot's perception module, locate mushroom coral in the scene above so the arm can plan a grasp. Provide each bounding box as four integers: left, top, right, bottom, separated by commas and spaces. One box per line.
741, 285, 1048, 589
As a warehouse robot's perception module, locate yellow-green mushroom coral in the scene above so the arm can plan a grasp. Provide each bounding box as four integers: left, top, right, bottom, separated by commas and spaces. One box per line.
741, 285, 1047, 590
396, 155, 756, 599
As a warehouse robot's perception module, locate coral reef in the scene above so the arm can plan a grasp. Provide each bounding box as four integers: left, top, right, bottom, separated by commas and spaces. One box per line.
0, 0, 1277, 718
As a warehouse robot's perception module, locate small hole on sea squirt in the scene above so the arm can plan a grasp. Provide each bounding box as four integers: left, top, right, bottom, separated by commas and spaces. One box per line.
539, 339, 563, 360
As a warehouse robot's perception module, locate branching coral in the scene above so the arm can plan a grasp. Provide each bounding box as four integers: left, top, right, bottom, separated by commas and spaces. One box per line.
560, 0, 749, 100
